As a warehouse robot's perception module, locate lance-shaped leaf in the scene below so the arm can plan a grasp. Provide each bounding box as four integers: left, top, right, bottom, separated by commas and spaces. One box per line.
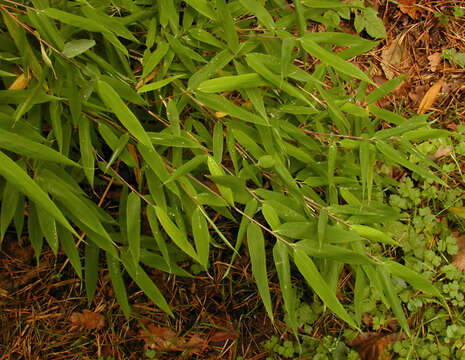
294, 248, 357, 328
301, 39, 374, 84
127, 192, 141, 266
121, 248, 173, 316
247, 222, 274, 322
0, 151, 74, 234
97, 80, 153, 149
154, 206, 200, 262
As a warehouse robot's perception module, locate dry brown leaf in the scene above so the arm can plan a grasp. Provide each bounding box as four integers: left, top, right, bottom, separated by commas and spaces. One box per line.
417, 78, 444, 114
350, 332, 401, 360
9, 73, 29, 90
428, 145, 452, 161
451, 232, 465, 271
69, 310, 106, 330
398, 0, 418, 19
209, 329, 236, 343
140, 324, 205, 353
381, 35, 408, 80
427, 53, 442, 72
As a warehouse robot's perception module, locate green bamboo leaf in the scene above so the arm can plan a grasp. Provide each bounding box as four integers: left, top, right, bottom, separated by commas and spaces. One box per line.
195, 92, 269, 126
294, 249, 357, 328
0, 181, 18, 244
142, 42, 170, 78
281, 38, 295, 80
63, 39, 96, 58
154, 206, 200, 262
0, 151, 74, 234
166, 99, 180, 136
382, 261, 442, 299
377, 268, 411, 336
98, 124, 137, 168
81, 6, 138, 43
101, 76, 146, 106
84, 239, 99, 304
302, 0, 365, 8
37, 206, 59, 255
106, 251, 131, 319
207, 156, 234, 205
304, 32, 375, 46
192, 207, 210, 269
296, 240, 375, 265
0, 70, 16, 77
238, 0, 276, 30
365, 75, 406, 105
79, 116, 94, 188
14, 79, 44, 124
318, 209, 328, 248
127, 192, 141, 266
0, 128, 78, 166
231, 128, 266, 159
137, 75, 184, 93
359, 141, 373, 201
261, 202, 281, 230
57, 224, 82, 279
28, 203, 43, 263
225, 198, 258, 277
146, 205, 171, 270
368, 105, 407, 125
273, 241, 297, 335
185, 0, 217, 20
105, 133, 130, 173
148, 132, 201, 148
40, 169, 116, 255
351, 225, 399, 246
317, 85, 350, 133
247, 222, 274, 322
275, 222, 316, 239
301, 39, 374, 84
159, 0, 179, 32
165, 155, 207, 184
354, 266, 367, 325
189, 28, 225, 48
198, 74, 268, 93
376, 140, 446, 186
246, 53, 314, 106
138, 144, 180, 197
374, 117, 427, 140
45, 10, 125, 54
213, 122, 223, 164
42, 8, 107, 32
167, 34, 207, 64
97, 80, 153, 149
403, 129, 450, 142
188, 48, 235, 90
121, 248, 173, 316
216, 0, 239, 53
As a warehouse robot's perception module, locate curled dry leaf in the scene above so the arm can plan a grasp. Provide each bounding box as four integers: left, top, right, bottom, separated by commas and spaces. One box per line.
417, 78, 444, 114
69, 310, 106, 330
350, 332, 403, 360
9, 73, 29, 90
140, 324, 205, 353
450, 232, 465, 271
427, 53, 442, 72
398, 0, 418, 19
381, 35, 408, 80
428, 145, 452, 161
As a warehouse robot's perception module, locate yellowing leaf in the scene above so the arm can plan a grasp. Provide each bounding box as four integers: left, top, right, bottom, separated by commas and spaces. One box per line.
417, 78, 444, 114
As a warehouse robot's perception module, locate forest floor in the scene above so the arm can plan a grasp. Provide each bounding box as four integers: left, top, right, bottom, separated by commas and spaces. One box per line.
1, 1, 465, 359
